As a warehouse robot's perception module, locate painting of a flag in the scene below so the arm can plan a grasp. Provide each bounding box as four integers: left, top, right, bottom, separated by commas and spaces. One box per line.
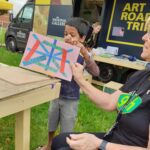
20, 32, 80, 81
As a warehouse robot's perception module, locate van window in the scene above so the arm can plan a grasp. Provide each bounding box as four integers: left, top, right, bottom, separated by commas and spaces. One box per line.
18, 5, 34, 23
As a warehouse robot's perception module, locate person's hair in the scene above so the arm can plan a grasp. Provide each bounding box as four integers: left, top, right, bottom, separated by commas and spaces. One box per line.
92, 21, 101, 27
145, 17, 150, 32
65, 17, 90, 38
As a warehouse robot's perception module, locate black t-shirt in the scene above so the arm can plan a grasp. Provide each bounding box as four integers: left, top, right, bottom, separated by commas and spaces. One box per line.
108, 70, 150, 147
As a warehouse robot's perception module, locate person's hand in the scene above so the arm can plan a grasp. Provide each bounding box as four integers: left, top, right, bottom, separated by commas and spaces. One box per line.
72, 40, 90, 61
70, 63, 84, 81
66, 133, 101, 150
75, 41, 88, 56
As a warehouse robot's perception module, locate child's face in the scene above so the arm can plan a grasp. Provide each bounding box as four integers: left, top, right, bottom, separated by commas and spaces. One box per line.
64, 25, 85, 45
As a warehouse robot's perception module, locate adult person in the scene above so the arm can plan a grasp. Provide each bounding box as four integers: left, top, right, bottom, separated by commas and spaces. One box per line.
84, 21, 101, 49
92, 21, 101, 47
39, 17, 99, 150
51, 17, 150, 150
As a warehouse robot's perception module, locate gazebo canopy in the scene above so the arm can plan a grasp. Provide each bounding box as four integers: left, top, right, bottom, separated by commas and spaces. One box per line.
0, 0, 13, 10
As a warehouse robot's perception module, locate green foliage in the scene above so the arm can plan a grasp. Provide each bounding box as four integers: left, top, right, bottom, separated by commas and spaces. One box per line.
76, 94, 116, 133
30, 102, 50, 150
0, 28, 6, 44
0, 115, 15, 150
0, 48, 117, 150
0, 47, 22, 66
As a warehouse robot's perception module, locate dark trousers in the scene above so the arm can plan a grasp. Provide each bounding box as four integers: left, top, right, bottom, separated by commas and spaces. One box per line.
51, 132, 105, 150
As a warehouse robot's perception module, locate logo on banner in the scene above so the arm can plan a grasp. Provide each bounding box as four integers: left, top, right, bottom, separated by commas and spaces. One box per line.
51, 16, 66, 26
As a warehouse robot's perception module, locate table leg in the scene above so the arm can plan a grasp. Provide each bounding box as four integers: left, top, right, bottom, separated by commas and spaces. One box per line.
15, 109, 31, 150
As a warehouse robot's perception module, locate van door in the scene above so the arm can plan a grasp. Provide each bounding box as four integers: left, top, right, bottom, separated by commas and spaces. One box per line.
15, 4, 34, 50
6, 4, 34, 52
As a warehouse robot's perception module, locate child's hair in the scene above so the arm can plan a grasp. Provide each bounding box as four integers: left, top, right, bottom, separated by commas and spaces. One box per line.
65, 17, 90, 38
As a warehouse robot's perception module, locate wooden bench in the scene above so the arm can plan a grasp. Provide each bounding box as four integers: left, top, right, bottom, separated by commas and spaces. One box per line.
92, 79, 105, 86
103, 81, 123, 93
82, 75, 123, 94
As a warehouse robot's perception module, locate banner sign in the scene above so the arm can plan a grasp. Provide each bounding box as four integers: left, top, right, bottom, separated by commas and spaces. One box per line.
47, 5, 73, 37
106, 0, 150, 47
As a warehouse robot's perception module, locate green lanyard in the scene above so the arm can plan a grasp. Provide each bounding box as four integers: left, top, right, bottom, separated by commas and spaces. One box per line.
103, 71, 150, 140
103, 90, 142, 140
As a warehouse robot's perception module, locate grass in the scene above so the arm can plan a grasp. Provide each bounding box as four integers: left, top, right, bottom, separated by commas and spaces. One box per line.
0, 47, 117, 150
0, 47, 22, 66
0, 27, 6, 45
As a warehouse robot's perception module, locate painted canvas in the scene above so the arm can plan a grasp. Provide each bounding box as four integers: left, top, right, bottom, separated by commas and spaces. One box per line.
20, 32, 80, 81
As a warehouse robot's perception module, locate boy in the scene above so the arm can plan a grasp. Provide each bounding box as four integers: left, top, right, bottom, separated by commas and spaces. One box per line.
40, 17, 99, 150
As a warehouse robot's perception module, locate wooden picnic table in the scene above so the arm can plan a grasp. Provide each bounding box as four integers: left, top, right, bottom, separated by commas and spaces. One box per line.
94, 55, 146, 70
0, 63, 60, 150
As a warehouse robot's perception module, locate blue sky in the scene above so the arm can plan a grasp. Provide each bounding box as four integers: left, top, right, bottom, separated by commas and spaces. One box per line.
9, 0, 28, 17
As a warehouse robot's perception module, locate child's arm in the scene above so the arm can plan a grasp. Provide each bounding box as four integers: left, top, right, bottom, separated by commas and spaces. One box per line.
84, 58, 100, 77
77, 43, 100, 77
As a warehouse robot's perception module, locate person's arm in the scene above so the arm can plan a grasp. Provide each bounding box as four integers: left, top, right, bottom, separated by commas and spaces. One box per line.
66, 133, 149, 150
79, 44, 100, 77
84, 57, 100, 77
71, 62, 122, 111
107, 127, 150, 150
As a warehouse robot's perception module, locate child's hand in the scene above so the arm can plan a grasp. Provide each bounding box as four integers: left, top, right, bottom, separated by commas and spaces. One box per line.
74, 42, 86, 54
72, 40, 87, 54
75, 42, 90, 61
72, 41, 90, 61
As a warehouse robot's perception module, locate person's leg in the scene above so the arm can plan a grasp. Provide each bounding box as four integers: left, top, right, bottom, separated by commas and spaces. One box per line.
45, 131, 55, 150
45, 99, 60, 150
51, 132, 105, 150
51, 132, 72, 150
60, 99, 79, 133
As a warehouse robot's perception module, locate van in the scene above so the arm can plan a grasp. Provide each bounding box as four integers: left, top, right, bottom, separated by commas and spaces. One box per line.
5, 0, 73, 52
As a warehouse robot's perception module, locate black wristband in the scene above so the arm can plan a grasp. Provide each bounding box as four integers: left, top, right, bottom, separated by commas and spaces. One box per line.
99, 140, 108, 150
